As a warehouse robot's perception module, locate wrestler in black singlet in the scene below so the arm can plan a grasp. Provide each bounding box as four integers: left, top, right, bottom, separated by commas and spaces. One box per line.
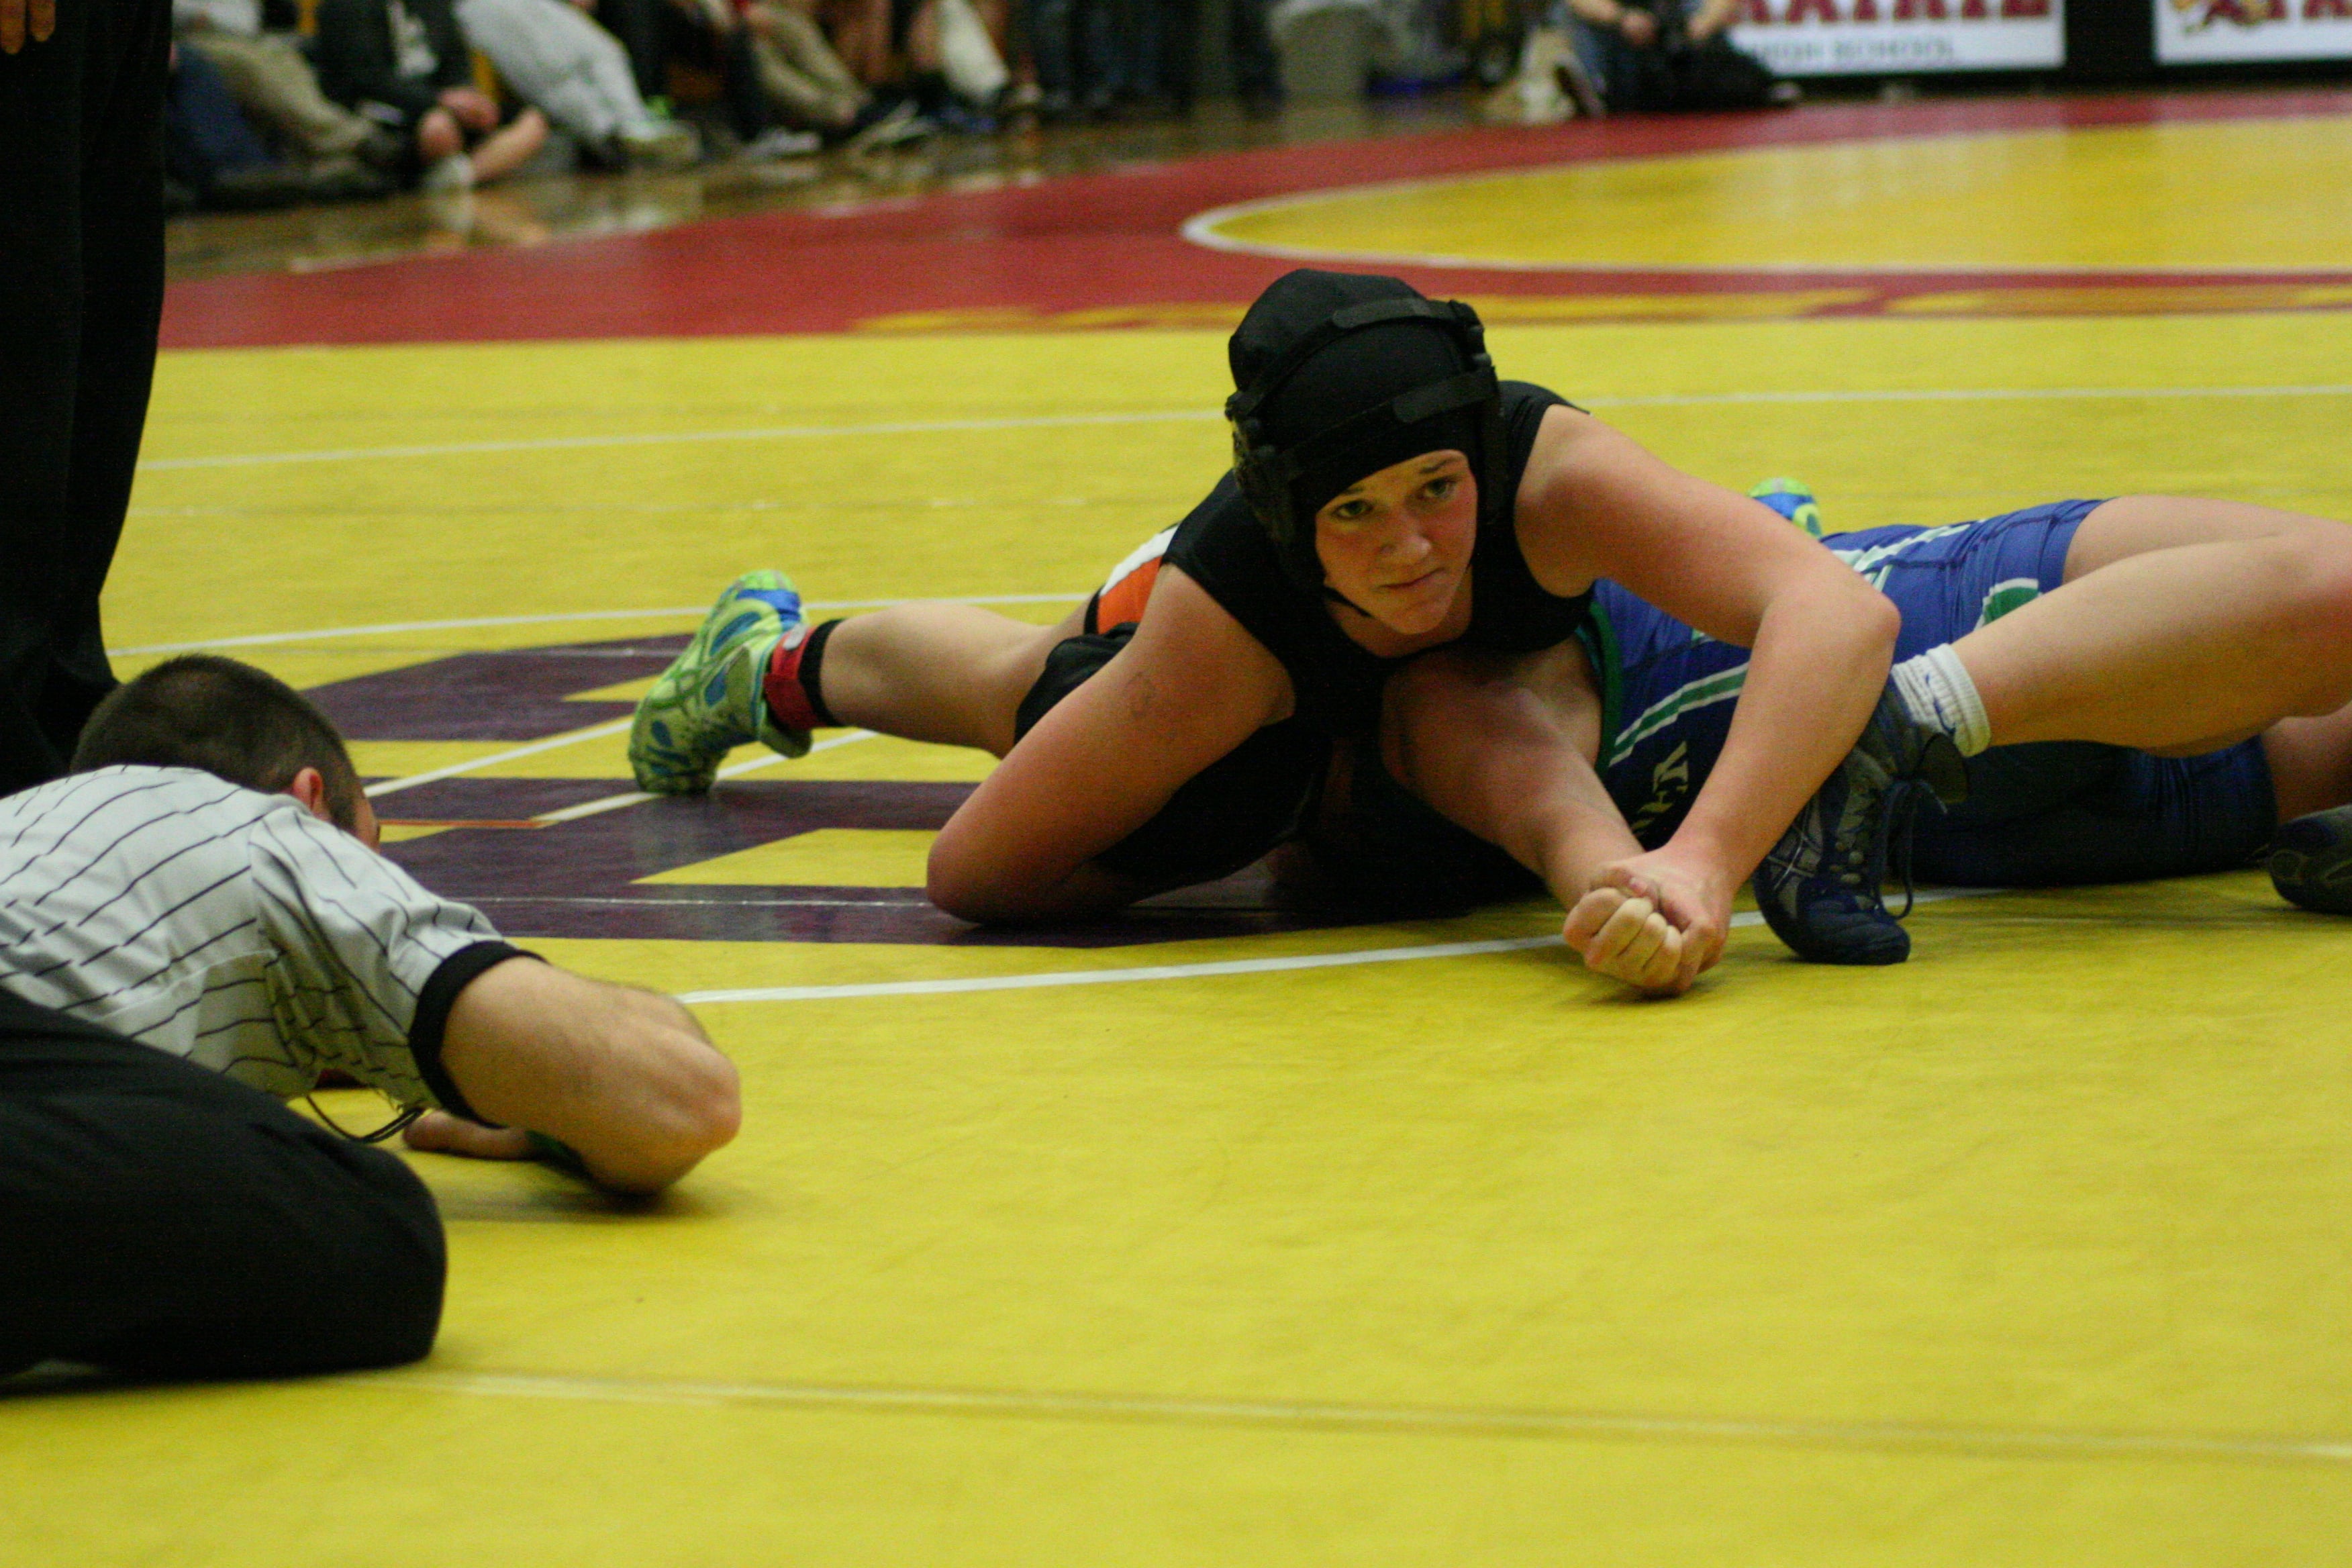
1163, 381, 1591, 741
1014, 381, 1588, 903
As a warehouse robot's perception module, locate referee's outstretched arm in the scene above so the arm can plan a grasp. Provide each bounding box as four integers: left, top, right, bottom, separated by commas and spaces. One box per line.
415, 962, 742, 1195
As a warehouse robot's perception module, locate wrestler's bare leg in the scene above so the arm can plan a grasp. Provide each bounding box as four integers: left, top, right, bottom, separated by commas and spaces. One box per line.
814, 601, 1087, 757
2259, 699, 2352, 824
1951, 496, 2352, 754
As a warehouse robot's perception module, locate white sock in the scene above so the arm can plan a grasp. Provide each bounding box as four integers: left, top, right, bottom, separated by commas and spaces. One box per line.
1890, 644, 1991, 757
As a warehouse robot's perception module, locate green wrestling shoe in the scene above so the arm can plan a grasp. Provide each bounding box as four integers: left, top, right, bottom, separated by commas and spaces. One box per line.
1749, 477, 1825, 538
630, 571, 813, 794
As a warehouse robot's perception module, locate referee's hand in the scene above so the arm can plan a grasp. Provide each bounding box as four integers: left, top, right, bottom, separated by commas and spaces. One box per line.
403, 1108, 535, 1162
1, 0, 58, 53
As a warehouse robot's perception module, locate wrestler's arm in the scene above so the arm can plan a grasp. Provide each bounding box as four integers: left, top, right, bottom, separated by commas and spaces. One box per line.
927, 566, 1291, 922
1514, 407, 1900, 974
1383, 643, 1694, 994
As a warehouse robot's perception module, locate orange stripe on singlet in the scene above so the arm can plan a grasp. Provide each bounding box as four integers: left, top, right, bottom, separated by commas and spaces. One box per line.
1087, 526, 1177, 634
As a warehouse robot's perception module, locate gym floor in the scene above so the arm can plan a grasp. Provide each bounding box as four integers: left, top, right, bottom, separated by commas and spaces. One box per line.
8, 88, 2351, 1565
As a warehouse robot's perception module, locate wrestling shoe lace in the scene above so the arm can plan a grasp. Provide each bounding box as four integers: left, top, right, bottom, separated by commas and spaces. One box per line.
1751, 685, 1967, 965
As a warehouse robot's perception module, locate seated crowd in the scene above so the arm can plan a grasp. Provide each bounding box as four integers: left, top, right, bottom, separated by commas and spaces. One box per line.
164, 0, 1793, 209
164, 0, 1281, 205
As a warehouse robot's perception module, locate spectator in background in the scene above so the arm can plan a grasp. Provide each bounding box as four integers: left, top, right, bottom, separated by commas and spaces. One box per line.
1023, 0, 1107, 118
313, 0, 551, 188
1036, 0, 1271, 121
173, 0, 401, 170
592, 0, 819, 155
741, 0, 869, 137
450, 0, 701, 165
823, 0, 1001, 132
1159, 0, 1277, 116
167, 40, 392, 205
1562, 0, 1793, 111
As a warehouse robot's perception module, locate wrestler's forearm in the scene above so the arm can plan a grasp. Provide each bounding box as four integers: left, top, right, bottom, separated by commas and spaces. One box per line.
1667, 587, 1898, 880
1518, 796, 1652, 910
1385, 679, 1642, 908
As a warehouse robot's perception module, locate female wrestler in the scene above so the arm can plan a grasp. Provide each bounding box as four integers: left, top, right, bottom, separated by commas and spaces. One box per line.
635, 268, 1904, 990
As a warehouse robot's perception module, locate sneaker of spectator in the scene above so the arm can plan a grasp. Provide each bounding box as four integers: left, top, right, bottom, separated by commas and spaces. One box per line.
616, 111, 703, 166
738, 124, 822, 157
420, 148, 477, 187
844, 95, 931, 149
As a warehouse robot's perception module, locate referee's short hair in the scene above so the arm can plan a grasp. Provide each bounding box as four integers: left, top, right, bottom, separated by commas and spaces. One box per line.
73, 655, 366, 830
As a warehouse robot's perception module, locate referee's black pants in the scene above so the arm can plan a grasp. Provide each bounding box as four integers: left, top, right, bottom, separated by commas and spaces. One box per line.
0, 0, 171, 797
0, 990, 447, 1381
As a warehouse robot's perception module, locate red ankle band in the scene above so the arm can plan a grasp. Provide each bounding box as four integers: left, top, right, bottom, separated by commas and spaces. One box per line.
762, 620, 840, 732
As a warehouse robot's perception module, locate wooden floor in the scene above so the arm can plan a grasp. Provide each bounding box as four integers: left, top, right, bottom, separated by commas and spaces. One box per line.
10, 89, 2352, 1566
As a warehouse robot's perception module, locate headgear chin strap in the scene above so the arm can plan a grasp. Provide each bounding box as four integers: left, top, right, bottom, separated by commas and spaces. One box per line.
1225, 294, 1508, 593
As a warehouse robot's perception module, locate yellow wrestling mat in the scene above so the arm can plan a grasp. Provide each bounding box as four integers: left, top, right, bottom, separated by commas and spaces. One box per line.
11, 162, 2352, 1562
1193, 115, 2352, 274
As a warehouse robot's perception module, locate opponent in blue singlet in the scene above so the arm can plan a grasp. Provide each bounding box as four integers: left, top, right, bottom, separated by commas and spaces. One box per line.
1590, 501, 2277, 887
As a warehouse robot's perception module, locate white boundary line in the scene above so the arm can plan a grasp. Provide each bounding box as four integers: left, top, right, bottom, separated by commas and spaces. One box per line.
368, 727, 879, 810
673, 890, 1996, 1005
1175, 134, 2352, 277
681, 933, 1564, 1003
132, 386, 2352, 487
135, 409, 1226, 473
525, 730, 879, 824
368, 1367, 2352, 1465
1591, 384, 2352, 409
109, 595, 1084, 658
364, 719, 634, 799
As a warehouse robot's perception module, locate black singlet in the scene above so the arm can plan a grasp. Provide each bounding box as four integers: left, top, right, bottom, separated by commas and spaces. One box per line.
1163, 381, 1592, 739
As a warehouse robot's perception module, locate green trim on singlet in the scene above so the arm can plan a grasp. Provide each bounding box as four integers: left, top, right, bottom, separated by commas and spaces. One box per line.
1576, 598, 1624, 774
1979, 577, 2041, 626
1608, 662, 1751, 770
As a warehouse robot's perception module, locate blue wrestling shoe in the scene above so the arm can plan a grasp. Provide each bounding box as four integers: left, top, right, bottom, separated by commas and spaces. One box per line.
2269, 804, 2352, 914
1751, 687, 1969, 965
1749, 477, 1826, 538
630, 571, 812, 794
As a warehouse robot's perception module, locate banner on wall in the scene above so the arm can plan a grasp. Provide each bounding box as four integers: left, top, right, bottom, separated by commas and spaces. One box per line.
2155, 0, 2352, 61
1728, 0, 2066, 74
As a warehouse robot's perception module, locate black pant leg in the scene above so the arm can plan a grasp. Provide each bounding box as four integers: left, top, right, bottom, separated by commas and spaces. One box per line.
597, 0, 671, 101
0, 995, 447, 1381
0, 0, 169, 798
716, 25, 773, 141
1225, 0, 1277, 101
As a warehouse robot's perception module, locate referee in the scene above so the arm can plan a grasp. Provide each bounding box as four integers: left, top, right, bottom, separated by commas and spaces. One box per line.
2, 655, 741, 1380
1, 0, 171, 795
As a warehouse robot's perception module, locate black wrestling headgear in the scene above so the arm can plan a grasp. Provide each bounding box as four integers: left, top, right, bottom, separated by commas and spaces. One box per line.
1225, 270, 1506, 593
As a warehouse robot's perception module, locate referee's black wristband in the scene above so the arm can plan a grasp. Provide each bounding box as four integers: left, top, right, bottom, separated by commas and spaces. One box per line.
410, 940, 542, 1125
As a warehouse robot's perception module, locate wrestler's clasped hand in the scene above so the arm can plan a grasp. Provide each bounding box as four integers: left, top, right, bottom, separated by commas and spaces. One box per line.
1, 0, 58, 54
1562, 854, 1731, 996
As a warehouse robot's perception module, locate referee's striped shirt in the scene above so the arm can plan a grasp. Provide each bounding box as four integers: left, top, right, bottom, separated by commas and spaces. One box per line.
0, 765, 513, 1112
